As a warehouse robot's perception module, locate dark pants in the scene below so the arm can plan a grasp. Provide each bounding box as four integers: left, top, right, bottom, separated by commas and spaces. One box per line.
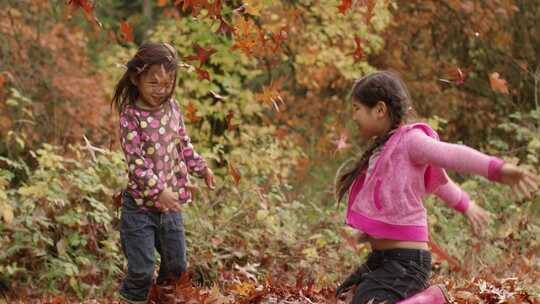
119, 191, 187, 302
351, 249, 431, 304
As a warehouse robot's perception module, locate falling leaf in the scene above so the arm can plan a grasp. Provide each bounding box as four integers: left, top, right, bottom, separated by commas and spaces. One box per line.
439, 67, 467, 85
489, 72, 510, 95
255, 79, 285, 111
184, 44, 217, 68
119, 19, 134, 42
337, 0, 353, 14
228, 162, 241, 186
348, 35, 364, 62
186, 102, 202, 122
332, 132, 352, 153
157, 0, 169, 6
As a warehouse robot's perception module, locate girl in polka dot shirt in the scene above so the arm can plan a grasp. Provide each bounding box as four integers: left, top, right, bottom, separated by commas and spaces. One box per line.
112, 42, 215, 303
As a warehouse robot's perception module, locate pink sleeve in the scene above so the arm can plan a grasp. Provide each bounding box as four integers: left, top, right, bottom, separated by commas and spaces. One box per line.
406, 129, 505, 182
176, 109, 208, 178
433, 175, 470, 213
120, 108, 164, 202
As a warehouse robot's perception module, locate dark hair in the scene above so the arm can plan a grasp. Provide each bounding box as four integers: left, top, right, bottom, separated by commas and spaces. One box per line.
111, 42, 179, 113
336, 71, 412, 203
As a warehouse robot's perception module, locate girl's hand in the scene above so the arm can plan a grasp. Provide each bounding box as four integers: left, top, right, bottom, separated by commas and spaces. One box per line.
499, 164, 539, 199
465, 201, 492, 237
205, 168, 216, 190
158, 188, 181, 212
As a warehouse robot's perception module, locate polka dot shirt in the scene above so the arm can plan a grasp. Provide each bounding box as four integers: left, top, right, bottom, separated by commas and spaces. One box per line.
119, 99, 208, 210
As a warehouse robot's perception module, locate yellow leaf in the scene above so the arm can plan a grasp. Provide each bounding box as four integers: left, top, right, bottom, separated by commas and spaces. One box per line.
0, 198, 14, 224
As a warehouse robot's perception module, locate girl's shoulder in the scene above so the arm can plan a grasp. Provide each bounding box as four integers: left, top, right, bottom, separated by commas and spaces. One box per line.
400, 122, 439, 140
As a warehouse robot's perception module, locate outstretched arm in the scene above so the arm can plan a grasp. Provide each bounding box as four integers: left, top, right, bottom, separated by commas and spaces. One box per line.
407, 129, 538, 198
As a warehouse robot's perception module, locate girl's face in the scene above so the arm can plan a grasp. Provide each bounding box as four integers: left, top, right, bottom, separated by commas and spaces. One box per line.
134, 64, 175, 108
352, 99, 390, 139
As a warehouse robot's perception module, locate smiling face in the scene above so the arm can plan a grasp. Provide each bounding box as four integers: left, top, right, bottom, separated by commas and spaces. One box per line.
133, 64, 176, 108
352, 98, 391, 139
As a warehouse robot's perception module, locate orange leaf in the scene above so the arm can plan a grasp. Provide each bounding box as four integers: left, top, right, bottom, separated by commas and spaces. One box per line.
157, 0, 169, 7
229, 162, 241, 186
186, 102, 202, 122
244, 0, 263, 16
489, 72, 510, 95
255, 79, 285, 111
120, 20, 134, 42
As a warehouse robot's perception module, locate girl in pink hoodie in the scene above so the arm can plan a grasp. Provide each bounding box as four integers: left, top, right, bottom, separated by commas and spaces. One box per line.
334, 71, 538, 304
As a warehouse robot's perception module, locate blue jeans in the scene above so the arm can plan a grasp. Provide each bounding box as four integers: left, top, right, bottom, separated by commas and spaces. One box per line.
119, 190, 187, 302
352, 249, 431, 304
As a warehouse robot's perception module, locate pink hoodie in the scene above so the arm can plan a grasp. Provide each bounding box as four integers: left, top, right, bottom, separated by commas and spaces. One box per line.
346, 123, 505, 242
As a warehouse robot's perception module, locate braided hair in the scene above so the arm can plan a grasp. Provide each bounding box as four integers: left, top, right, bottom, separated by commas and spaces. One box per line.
336, 71, 412, 203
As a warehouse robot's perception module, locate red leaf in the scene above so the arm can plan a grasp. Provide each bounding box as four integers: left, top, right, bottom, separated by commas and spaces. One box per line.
216, 16, 235, 35
195, 67, 211, 81
184, 44, 217, 68
229, 162, 241, 186
337, 0, 353, 14
119, 19, 134, 42
489, 72, 510, 95
348, 35, 364, 62
68, 0, 93, 14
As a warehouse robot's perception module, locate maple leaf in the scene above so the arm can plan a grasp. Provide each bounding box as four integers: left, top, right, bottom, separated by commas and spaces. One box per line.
337, 0, 353, 14
186, 102, 202, 122
157, 0, 168, 7
229, 162, 241, 186
489, 72, 510, 95
232, 37, 257, 55
195, 67, 211, 81
216, 16, 235, 35
184, 44, 217, 68
119, 19, 134, 43
348, 35, 364, 62
68, 0, 93, 14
